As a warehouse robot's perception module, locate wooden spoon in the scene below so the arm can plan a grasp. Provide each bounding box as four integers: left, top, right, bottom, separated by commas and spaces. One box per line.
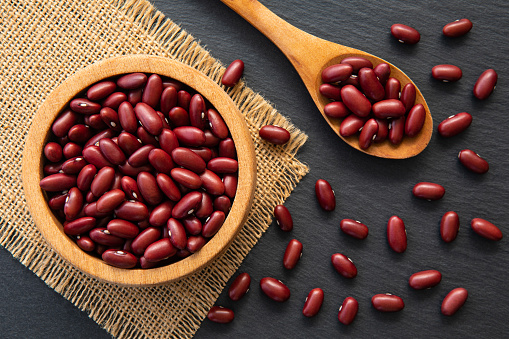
220, 0, 432, 159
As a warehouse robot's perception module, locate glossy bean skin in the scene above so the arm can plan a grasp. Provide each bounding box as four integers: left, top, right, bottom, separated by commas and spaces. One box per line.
259, 125, 291, 145
203, 130, 221, 148
102, 92, 127, 110
83, 145, 114, 168
117, 132, 142, 156
99, 107, 121, 131
87, 81, 116, 101
120, 176, 144, 202
315, 179, 335, 211
389, 116, 405, 145
177, 90, 192, 111
372, 99, 405, 119
64, 187, 83, 220
405, 104, 426, 137
90, 166, 115, 197
160, 86, 178, 115
471, 218, 503, 241
61, 156, 87, 175
260, 277, 290, 302
171, 168, 202, 189
144, 238, 177, 262
202, 211, 226, 238
196, 193, 213, 219
89, 228, 125, 247
142, 74, 163, 108
372, 294, 405, 312
222, 59, 244, 87
338, 297, 359, 325
131, 227, 162, 256
458, 149, 489, 174
199, 169, 225, 195
274, 205, 293, 232
172, 191, 202, 219
84, 202, 111, 218
341, 57, 373, 73
219, 139, 236, 159
167, 106, 190, 127
137, 126, 158, 147
473, 69, 497, 100
183, 217, 202, 235
441, 211, 460, 243
223, 174, 238, 199
283, 239, 303, 270
341, 85, 372, 118
147, 148, 173, 174
324, 102, 350, 119
156, 173, 181, 201
48, 194, 67, 210
63, 142, 83, 159
85, 114, 108, 130
172, 147, 206, 173
391, 24, 420, 44
412, 182, 445, 200
358, 118, 378, 150
102, 250, 137, 269
228, 273, 251, 301
432, 64, 462, 82
385, 77, 401, 100
95, 189, 125, 213
441, 288, 468, 316
117, 101, 138, 134
39, 173, 77, 192
76, 236, 95, 252
99, 138, 126, 165
340, 115, 366, 136
321, 63, 353, 83
106, 219, 139, 239
207, 108, 229, 139
443, 19, 473, 37
70, 98, 101, 114
319, 83, 341, 101
117, 72, 147, 89
114, 201, 149, 222
387, 216, 407, 253
207, 306, 235, 324
400, 83, 416, 112
186, 235, 206, 253
148, 201, 173, 227
137, 172, 163, 205
437, 112, 472, 137
374, 118, 389, 143
52, 109, 79, 137
44, 142, 63, 162
44, 162, 63, 176
358, 67, 385, 101
409, 270, 442, 290
340, 219, 369, 239
134, 102, 163, 136
189, 94, 207, 130
173, 126, 205, 147
167, 218, 188, 249
207, 157, 238, 174
302, 288, 324, 317
68, 124, 93, 144
331, 253, 357, 278
63, 217, 96, 236
374, 63, 391, 85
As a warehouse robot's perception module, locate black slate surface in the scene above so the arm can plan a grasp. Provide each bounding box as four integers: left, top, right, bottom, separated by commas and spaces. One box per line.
2, 0, 509, 338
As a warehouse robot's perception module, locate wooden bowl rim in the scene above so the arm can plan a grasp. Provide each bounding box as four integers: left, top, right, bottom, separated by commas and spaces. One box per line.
22, 55, 257, 286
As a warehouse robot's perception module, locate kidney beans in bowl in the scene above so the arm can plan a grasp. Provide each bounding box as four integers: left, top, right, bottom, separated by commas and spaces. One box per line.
22, 55, 256, 286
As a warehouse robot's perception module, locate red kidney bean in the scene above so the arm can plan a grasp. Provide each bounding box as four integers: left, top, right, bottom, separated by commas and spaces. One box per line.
70, 98, 101, 114
115, 201, 149, 222
44, 162, 63, 175
158, 112, 171, 130
119, 177, 142, 203
76, 235, 95, 252
140, 74, 162, 108
315, 179, 335, 211
258, 125, 291, 145
409, 270, 442, 290
189, 94, 207, 130
84, 202, 111, 218
391, 24, 420, 44
196, 193, 213, 219
171, 148, 205, 174
146, 149, 172, 174
438, 112, 472, 137
63, 216, 96, 236
87, 81, 116, 101
412, 182, 445, 200
203, 129, 221, 148
131, 227, 162, 256
341, 85, 371, 118
374, 63, 391, 85
160, 86, 178, 115
359, 118, 379, 150
283, 239, 303, 270
207, 108, 229, 139
137, 172, 163, 205
389, 116, 405, 145
117, 73, 147, 89
89, 228, 124, 247
83, 145, 114, 168
197, 170, 224, 195
173, 126, 205, 147
172, 191, 202, 219
443, 19, 473, 37
49, 194, 67, 210
68, 124, 93, 144
441, 288, 468, 316
358, 67, 385, 101
102, 249, 137, 269
372, 294, 405, 312
227, 273, 251, 302
84, 129, 116, 149
302, 288, 324, 317
319, 83, 342, 100
127, 144, 154, 167
116, 102, 137, 134
338, 297, 359, 325
39, 173, 77, 192
44, 142, 63, 162
471, 218, 502, 241
340, 114, 366, 137
139, 256, 157, 269
106, 219, 139, 239
102, 92, 127, 110
405, 104, 426, 137
98, 138, 126, 165
96, 189, 125, 213
458, 149, 489, 174
207, 306, 235, 324
222, 59, 245, 87
331, 253, 357, 278
177, 90, 192, 111
207, 157, 238, 174
321, 63, 353, 83
52, 109, 79, 137
168, 106, 190, 127
118, 162, 153, 178
148, 201, 173, 227
90, 166, 114, 197
155, 173, 181, 202
432, 64, 462, 82
167, 218, 187, 249
156, 130, 178, 156
400, 83, 416, 112
61, 156, 87, 174
385, 77, 401, 100
62, 142, 83, 159
387, 215, 407, 253
441, 211, 460, 243
134, 102, 163, 136
186, 235, 206, 253
340, 219, 369, 239
260, 277, 290, 302
137, 126, 159, 148
274, 205, 293, 231
223, 174, 237, 199
202, 211, 226, 238
99, 107, 121, 131
473, 69, 497, 100
64, 187, 83, 220
188, 147, 213, 162
341, 56, 373, 73
324, 102, 350, 119
144, 238, 177, 262
170, 168, 202, 190
183, 216, 203, 235
117, 132, 142, 156
84, 113, 108, 130
372, 99, 405, 119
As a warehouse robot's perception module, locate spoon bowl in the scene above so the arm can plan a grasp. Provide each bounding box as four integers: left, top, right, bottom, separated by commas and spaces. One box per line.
220, 0, 432, 159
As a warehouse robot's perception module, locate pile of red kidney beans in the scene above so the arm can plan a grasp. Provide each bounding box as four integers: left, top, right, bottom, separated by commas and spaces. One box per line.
206, 18, 502, 325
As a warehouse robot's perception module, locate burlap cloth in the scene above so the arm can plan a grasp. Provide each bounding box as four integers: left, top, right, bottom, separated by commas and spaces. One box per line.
0, 0, 309, 338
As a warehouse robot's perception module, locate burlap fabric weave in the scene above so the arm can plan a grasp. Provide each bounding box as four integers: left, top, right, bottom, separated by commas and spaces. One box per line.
0, 0, 308, 338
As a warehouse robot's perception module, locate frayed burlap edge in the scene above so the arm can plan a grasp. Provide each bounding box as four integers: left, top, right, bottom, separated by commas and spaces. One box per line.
0, 0, 309, 338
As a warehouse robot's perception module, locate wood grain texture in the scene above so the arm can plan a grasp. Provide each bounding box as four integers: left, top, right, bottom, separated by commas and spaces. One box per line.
220, 0, 432, 159
22, 55, 257, 286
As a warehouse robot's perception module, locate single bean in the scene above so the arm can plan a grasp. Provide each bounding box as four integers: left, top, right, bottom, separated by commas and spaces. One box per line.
39, 173, 77, 192
458, 149, 489, 174
189, 147, 213, 162
441, 211, 460, 243
283, 239, 303, 270
207, 306, 235, 324
222, 59, 244, 87
128, 144, 155, 168
358, 118, 378, 150
405, 104, 426, 137
207, 157, 238, 174
87, 81, 116, 101
89, 228, 125, 247
438, 112, 472, 137
85, 113, 108, 130
321, 63, 353, 83
203, 130, 221, 148
98, 138, 126, 165
374, 63, 391, 86
324, 102, 350, 119
64, 187, 83, 220
142, 74, 163, 108
372, 294, 405, 312
106, 219, 139, 239
202, 211, 226, 238
208, 108, 229, 139
84, 129, 116, 149
172, 191, 203, 219
341, 57, 373, 73
148, 201, 173, 227
117, 101, 138, 134
443, 19, 473, 37
167, 218, 188, 249
155, 173, 181, 202
61, 156, 87, 174
144, 238, 177, 262
412, 182, 445, 200
186, 235, 206, 253
172, 147, 206, 173
44, 162, 63, 175
196, 193, 213, 219
168, 106, 190, 127
99, 107, 121, 131
441, 288, 468, 316
63, 142, 83, 159
259, 125, 291, 145
432, 64, 462, 82
214, 195, 231, 214
400, 83, 416, 112
137, 172, 163, 205
340, 219, 369, 239
339, 114, 367, 137
117, 72, 147, 89
160, 86, 178, 115
228, 273, 251, 301
338, 297, 359, 325
102, 92, 127, 110
76, 235, 95, 252
391, 24, 420, 44
341, 85, 371, 118
471, 218, 503, 241
315, 179, 335, 211
319, 83, 342, 101
170, 168, 202, 190
134, 102, 163, 136
177, 90, 192, 112
387, 215, 407, 253
409, 270, 442, 290
183, 216, 203, 236
473, 69, 497, 100
189, 94, 207, 130
260, 277, 290, 302
82, 145, 114, 168
52, 109, 79, 137
389, 116, 406, 145
302, 288, 324, 317
44, 142, 63, 162
48, 193, 67, 210
90, 166, 115, 197
117, 132, 142, 156
223, 174, 237, 199
372, 99, 405, 119
358, 67, 385, 101
84, 202, 111, 218
385, 77, 401, 100
114, 201, 149, 222
96, 189, 125, 213
331, 253, 357, 278
131, 227, 162, 256
158, 129, 179, 155
70, 98, 101, 114
63, 216, 96, 236
102, 249, 137, 269
68, 124, 93, 144
173, 126, 205, 147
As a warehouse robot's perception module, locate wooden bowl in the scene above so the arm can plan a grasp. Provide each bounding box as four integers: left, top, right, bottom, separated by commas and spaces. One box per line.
22, 55, 257, 286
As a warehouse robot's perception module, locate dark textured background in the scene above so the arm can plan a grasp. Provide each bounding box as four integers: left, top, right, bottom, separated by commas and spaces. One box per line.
2, 0, 509, 338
